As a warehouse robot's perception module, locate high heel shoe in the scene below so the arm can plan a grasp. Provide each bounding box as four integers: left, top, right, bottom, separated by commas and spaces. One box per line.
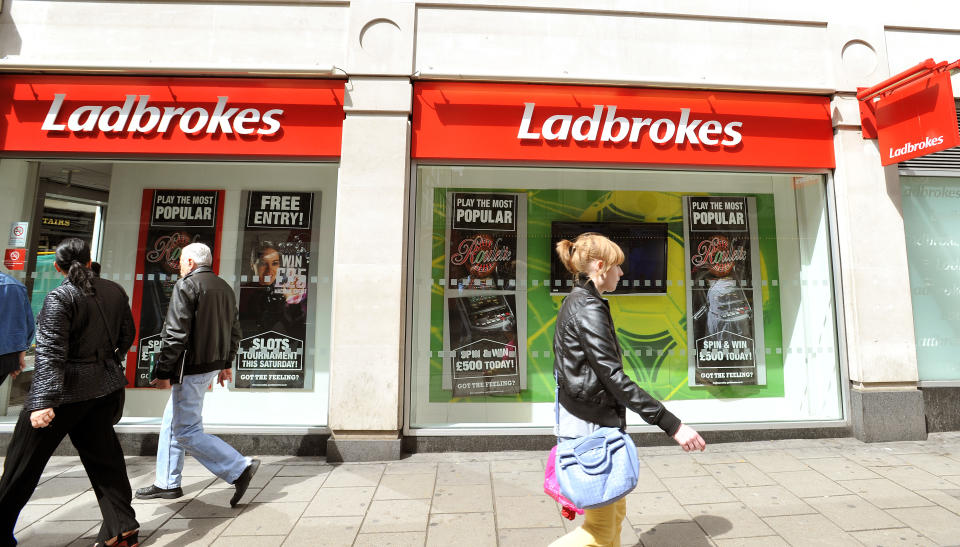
93, 529, 139, 547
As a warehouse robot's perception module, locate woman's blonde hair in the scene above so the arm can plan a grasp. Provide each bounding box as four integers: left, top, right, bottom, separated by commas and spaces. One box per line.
555, 232, 624, 276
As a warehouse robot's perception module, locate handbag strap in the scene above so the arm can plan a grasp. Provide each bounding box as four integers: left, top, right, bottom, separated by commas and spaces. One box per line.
91, 288, 119, 364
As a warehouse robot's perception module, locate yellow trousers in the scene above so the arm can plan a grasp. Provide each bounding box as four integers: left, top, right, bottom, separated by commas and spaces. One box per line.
549, 498, 627, 547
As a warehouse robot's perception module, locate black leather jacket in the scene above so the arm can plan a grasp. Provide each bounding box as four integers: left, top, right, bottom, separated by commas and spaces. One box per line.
154, 266, 241, 383
554, 277, 681, 436
27, 277, 135, 412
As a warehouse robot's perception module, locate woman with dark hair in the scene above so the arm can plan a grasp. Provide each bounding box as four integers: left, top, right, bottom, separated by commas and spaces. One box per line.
0, 238, 139, 547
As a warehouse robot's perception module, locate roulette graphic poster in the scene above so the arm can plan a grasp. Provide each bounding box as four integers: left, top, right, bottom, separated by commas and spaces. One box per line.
130, 189, 224, 387
444, 192, 522, 397
235, 191, 316, 389
683, 196, 766, 386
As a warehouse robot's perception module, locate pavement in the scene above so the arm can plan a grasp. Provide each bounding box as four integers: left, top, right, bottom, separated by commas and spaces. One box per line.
13, 432, 960, 546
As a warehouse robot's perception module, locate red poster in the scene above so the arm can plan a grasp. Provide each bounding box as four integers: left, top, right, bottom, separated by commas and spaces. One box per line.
128, 189, 225, 387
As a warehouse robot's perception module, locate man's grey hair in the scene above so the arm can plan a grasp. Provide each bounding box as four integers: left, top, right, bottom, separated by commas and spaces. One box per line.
181, 242, 213, 267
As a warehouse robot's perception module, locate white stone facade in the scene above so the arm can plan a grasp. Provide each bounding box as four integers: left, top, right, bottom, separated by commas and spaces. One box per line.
2, 1, 959, 445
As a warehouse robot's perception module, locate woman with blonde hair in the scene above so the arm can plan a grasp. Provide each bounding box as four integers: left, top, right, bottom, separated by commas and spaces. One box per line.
551, 232, 705, 547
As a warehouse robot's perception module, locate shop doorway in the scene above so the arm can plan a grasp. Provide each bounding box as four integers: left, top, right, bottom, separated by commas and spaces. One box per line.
5, 162, 111, 414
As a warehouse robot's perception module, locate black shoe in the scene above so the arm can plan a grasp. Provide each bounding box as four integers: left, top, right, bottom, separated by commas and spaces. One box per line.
135, 484, 183, 500
230, 458, 260, 507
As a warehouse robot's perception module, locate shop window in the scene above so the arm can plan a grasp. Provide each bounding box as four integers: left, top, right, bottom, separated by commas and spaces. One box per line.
901, 175, 960, 382
0, 159, 336, 428
409, 166, 842, 429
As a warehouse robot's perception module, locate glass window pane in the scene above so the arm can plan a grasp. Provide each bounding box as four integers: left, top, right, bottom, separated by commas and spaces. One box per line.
410, 166, 842, 429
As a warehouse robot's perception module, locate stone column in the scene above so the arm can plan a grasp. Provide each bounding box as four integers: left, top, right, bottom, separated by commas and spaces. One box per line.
831, 93, 926, 442
326, 2, 414, 461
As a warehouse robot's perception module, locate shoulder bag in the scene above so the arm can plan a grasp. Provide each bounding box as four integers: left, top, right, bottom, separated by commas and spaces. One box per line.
91, 291, 126, 425
553, 375, 639, 509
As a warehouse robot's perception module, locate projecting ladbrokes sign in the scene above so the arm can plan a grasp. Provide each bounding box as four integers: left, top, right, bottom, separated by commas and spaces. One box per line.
41, 94, 283, 136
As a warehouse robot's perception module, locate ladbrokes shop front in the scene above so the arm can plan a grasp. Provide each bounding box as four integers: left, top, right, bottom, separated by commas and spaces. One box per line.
0, 75, 344, 449
0, 75, 879, 454
402, 82, 848, 449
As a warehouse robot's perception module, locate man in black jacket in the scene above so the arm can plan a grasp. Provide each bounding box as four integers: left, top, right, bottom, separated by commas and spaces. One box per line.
135, 243, 259, 507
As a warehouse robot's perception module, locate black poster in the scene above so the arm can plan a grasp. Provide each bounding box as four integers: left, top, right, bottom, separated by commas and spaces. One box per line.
447, 294, 521, 397
685, 196, 763, 386
235, 191, 316, 389
134, 189, 222, 387
448, 193, 518, 290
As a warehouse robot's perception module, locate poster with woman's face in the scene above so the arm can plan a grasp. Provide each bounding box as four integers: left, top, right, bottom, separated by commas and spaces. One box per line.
235, 191, 316, 389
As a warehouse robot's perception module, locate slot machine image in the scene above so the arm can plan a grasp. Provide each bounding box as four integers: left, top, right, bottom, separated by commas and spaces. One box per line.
459, 295, 516, 333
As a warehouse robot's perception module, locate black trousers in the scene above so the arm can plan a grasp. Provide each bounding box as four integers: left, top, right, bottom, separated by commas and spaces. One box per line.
0, 389, 138, 546
0, 353, 20, 388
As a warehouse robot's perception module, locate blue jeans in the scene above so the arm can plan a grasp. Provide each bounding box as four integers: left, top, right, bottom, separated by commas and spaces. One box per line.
155, 371, 249, 489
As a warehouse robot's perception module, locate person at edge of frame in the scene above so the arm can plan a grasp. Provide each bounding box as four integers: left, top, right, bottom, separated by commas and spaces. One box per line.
0, 268, 34, 387
0, 238, 140, 547
136, 242, 260, 508
550, 232, 706, 547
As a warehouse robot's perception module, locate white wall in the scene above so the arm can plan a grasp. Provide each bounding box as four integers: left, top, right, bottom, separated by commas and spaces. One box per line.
0, 1, 348, 71
100, 161, 338, 427
0, 160, 32, 277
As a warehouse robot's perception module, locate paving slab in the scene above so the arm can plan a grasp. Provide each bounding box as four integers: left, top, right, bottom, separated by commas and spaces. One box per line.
849, 528, 938, 547
741, 450, 809, 473
220, 501, 308, 536
885, 505, 960, 545
662, 475, 737, 504
494, 495, 562, 529
686, 501, 775, 539
869, 464, 960, 490
623, 491, 690, 525
285, 515, 362, 546
491, 470, 545, 497
804, 494, 904, 531
704, 462, 775, 488
304, 485, 375, 517
373, 472, 436, 501
432, 483, 493, 513
497, 527, 565, 546
767, 469, 851, 498
634, 520, 712, 547
426, 512, 497, 546
836, 477, 934, 510
359, 499, 430, 534
644, 454, 710, 478
727, 485, 815, 517
762, 514, 862, 546
352, 531, 426, 546
803, 456, 880, 481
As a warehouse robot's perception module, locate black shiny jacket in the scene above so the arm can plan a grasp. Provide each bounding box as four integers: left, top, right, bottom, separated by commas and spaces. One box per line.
28, 277, 134, 412
553, 276, 681, 436
154, 266, 241, 383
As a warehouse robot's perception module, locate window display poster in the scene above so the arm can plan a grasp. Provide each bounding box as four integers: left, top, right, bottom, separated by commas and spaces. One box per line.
130, 189, 224, 387
235, 191, 316, 389
448, 294, 521, 397
448, 192, 518, 289
428, 187, 784, 404
684, 196, 766, 386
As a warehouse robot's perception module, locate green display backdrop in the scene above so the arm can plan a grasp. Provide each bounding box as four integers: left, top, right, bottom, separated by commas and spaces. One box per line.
428, 188, 784, 403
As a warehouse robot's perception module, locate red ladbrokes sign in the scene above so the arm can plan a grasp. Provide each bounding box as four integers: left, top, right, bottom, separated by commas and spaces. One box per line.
875, 71, 960, 166
413, 82, 835, 169
0, 75, 344, 157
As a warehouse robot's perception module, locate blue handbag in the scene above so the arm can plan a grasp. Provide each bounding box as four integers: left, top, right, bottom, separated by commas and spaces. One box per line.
555, 427, 639, 509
